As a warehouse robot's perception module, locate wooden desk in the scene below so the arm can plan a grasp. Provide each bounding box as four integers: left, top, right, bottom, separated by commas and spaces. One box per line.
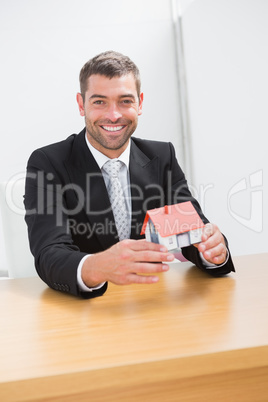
1, 253, 268, 401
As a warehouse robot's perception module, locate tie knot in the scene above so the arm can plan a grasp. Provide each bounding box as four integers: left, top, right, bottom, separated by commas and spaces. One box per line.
103, 160, 123, 177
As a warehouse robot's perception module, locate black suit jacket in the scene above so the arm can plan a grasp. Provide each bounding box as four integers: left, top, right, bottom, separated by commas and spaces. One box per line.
24, 128, 235, 298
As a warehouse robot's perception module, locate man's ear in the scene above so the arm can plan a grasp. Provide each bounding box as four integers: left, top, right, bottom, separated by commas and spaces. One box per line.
76, 93, 85, 117
138, 92, 144, 116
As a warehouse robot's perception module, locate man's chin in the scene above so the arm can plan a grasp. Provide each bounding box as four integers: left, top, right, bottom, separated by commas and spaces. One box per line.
104, 138, 131, 151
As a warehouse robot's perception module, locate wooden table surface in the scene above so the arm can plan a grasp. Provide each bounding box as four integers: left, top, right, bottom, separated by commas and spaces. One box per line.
1, 253, 268, 401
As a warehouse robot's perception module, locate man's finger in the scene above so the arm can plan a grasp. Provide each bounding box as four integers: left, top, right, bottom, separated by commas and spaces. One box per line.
132, 262, 170, 274
123, 238, 168, 253
201, 223, 214, 241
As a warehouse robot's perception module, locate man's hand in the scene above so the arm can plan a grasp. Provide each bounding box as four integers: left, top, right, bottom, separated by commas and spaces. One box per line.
81, 239, 175, 287
194, 223, 227, 265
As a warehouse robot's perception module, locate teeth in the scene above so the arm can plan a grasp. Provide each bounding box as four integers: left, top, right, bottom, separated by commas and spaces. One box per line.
102, 125, 124, 132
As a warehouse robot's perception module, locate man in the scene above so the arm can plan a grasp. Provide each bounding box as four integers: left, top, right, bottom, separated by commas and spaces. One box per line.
24, 51, 235, 298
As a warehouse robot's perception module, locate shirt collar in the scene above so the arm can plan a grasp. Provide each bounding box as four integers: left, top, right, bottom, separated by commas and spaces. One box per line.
85, 132, 130, 170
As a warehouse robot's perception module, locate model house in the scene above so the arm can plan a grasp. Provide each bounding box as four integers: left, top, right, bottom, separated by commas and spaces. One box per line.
141, 201, 205, 252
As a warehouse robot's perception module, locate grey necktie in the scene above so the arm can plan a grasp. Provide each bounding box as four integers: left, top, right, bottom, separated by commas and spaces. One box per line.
102, 160, 130, 240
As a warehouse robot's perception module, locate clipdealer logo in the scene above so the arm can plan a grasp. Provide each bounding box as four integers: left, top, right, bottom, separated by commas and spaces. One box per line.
3, 170, 264, 234
227, 170, 263, 232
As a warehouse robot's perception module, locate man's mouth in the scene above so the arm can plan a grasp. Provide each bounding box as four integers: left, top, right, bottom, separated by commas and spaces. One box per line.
101, 125, 125, 132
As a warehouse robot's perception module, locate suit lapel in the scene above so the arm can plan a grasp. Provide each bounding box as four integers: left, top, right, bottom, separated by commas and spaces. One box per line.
64, 131, 117, 250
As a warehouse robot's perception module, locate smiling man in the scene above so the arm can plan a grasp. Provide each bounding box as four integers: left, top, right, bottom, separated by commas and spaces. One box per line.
24, 51, 235, 298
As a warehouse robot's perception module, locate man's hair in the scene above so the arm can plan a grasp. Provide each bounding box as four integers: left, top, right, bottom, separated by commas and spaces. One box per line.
79, 50, 141, 101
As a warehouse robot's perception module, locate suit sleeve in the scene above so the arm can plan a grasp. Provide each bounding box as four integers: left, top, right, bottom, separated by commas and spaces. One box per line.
24, 149, 108, 298
166, 142, 235, 276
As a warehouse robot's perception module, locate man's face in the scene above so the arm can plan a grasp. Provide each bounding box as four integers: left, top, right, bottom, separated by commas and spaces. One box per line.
77, 73, 143, 158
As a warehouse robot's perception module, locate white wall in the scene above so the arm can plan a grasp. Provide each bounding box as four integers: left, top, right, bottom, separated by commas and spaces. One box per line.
0, 0, 182, 271
180, 0, 268, 256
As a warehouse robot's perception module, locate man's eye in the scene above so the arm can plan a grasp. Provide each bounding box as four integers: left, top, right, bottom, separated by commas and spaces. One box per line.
122, 99, 133, 104
93, 100, 104, 105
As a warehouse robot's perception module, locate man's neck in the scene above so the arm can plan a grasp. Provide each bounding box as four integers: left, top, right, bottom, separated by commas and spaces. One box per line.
85, 132, 131, 169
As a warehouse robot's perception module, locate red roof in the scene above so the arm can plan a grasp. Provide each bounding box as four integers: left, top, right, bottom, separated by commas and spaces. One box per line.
140, 201, 205, 237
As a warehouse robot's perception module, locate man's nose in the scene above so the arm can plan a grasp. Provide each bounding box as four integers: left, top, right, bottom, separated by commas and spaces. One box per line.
106, 104, 122, 122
